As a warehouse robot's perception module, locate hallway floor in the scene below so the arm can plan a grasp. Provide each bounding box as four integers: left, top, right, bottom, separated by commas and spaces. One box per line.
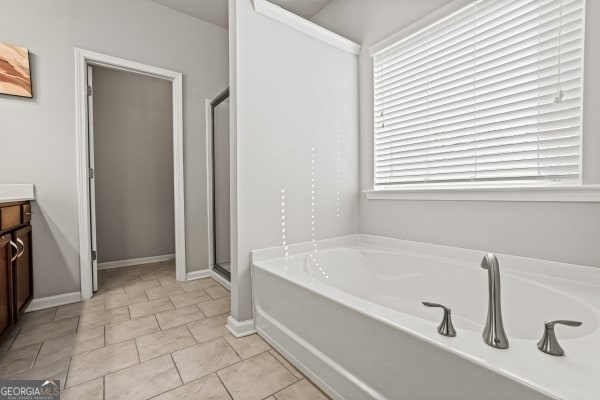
0, 262, 329, 400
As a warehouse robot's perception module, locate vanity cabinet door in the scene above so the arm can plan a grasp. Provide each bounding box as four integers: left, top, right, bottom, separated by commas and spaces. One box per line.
13, 225, 32, 315
0, 235, 12, 337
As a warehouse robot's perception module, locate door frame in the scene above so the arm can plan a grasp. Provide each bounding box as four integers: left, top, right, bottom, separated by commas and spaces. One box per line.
86, 65, 98, 292
205, 88, 231, 286
75, 48, 186, 300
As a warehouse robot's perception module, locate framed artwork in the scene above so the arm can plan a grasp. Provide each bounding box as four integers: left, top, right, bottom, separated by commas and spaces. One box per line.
0, 43, 32, 98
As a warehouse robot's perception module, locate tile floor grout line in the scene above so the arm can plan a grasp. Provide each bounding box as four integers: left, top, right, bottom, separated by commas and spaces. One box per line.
262, 393, 279, 400
152, 313, 161, 332
65, 343, 142, 391
138, 336, 200, 364
270, 377, 303, 399
63, 353, 73, 390
223, 336, 244, 360
269, 348, 304, 379
145, 383, 182, 400
194, 303, 207, 319
133, 333, 142, 364
208, 344, 273, 377
183, 323, 198, 345
168, 352, 185, 387
104, 353, 184, 400
215, 369, 236, 400
249, 347, 306, 390
50, 306, 58, 322
157, 336, 245, 385
4, 328, 20, 353
167, 296, 177, 310
30, 340, 43, 368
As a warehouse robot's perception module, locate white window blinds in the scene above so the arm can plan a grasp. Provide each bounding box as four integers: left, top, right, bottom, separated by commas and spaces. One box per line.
373, 0, 585, 188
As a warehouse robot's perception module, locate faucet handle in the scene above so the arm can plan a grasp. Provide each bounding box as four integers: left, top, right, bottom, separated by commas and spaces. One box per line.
537, 320, 582, 356
422, 302, 456, 337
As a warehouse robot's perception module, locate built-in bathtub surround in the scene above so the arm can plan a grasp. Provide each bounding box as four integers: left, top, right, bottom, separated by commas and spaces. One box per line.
251, 235, 600, 400
229, 0, 360, 330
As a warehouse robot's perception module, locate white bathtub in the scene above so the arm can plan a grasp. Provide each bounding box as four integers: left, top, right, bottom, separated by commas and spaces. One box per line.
251, 234, 600, 400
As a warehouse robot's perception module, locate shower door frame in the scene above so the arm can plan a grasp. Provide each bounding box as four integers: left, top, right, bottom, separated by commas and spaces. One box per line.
206, 88, 231, 282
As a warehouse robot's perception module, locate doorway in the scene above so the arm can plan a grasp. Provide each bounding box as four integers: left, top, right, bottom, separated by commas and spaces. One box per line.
208, 89, 231, 282
75, 49, 186, 300
88, 65, 175, 291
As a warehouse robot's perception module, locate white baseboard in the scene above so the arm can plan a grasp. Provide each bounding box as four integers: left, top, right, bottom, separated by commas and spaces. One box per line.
226, 316, 256, 338
98, 254, 175, 270
186, 269, 212, 281
25, 291, 82, 312
210, 269, 231, 290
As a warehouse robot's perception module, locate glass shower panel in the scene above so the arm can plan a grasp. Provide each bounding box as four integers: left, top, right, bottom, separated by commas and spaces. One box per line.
213, 97, 230, 272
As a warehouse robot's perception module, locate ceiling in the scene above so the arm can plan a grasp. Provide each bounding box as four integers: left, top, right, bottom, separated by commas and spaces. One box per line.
151, 0, 332, 29
270, 0, 333, 20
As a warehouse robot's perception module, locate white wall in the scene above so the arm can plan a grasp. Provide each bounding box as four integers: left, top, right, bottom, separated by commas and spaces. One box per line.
230, 0, 360, 322
93, 66, 174, 263
0, 0, 228, 298
312, 0, 600, 268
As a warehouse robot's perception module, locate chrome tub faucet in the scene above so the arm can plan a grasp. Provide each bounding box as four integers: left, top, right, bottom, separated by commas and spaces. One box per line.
481, 253, 509, 349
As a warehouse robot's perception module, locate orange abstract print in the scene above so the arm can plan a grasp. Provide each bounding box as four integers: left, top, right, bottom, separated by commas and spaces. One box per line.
0, 43, 32, 98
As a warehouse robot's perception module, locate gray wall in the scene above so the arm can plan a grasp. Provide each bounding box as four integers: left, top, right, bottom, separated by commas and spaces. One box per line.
93, 66, 174, 263
313, 0, 600, 268
0, 0, 228, 298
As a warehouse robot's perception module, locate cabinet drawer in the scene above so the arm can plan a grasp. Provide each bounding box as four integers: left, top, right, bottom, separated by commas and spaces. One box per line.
0, 206, 21, 232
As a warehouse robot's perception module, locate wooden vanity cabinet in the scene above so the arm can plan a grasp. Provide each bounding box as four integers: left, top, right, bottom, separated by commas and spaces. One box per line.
0, 235, 12, 341
0, 201, 33, 342
13, 225, 32, 315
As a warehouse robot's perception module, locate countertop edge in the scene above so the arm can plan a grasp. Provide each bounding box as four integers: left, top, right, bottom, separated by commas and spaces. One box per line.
0, 184, 35, 203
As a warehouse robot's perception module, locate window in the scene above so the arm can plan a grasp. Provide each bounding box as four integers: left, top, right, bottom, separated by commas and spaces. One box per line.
372, 0, 585, 189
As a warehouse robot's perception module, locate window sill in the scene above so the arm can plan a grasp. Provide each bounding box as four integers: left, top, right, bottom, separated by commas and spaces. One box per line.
363, 185, 600, 203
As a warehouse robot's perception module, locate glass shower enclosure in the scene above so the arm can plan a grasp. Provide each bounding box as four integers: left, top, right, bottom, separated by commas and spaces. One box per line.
211, 89, 230, 280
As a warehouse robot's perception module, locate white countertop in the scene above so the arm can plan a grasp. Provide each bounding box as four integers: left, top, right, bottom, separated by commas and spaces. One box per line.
0, 184, 35, 203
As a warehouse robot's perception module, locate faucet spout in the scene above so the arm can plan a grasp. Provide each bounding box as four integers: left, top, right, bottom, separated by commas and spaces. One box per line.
481, 253, 509, 349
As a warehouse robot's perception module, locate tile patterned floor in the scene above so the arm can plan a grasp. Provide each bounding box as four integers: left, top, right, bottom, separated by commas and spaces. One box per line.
0, 262, 330, 400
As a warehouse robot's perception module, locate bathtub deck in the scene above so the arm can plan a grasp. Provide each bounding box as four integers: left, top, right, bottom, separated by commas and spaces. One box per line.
252, 234, 600, 400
